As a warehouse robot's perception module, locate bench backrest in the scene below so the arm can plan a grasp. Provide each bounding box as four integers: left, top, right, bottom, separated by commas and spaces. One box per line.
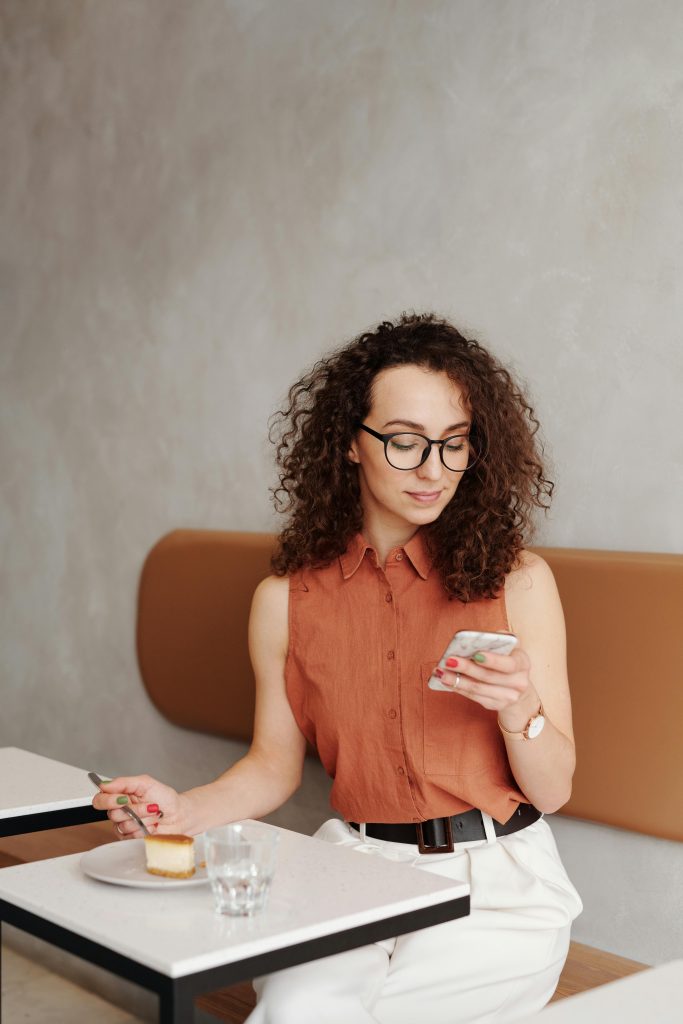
137, 530, 273, 742
137, 531, 683, 841
533, 546, 682, 841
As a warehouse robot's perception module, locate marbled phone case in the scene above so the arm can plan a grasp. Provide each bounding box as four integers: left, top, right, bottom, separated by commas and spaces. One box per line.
427, 630, 519, 691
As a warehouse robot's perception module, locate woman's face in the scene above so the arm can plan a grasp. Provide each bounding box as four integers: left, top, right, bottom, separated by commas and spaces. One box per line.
348, 364, 471, 534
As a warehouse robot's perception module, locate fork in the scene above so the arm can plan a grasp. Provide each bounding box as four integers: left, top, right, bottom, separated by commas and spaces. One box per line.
88, 771, 151, 836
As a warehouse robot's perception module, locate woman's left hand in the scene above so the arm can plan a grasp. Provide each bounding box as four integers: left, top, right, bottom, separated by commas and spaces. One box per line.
435, 647, 541, 732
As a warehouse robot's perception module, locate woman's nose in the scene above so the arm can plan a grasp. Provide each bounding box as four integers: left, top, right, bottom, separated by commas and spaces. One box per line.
416, 444, 443, 480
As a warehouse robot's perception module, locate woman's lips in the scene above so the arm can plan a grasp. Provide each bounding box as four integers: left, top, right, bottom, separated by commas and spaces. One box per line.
406, 490, 442, 504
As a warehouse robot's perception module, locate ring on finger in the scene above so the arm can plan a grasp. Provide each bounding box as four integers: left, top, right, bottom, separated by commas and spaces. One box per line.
454, 673, 462, 689
116, 823, 125, 836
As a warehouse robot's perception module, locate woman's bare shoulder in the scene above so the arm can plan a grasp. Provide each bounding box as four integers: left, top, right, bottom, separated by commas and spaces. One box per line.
253, 573, 290, 603
250, 575, 290, 654
504, 550, 564, 645
505, 549, 558, 600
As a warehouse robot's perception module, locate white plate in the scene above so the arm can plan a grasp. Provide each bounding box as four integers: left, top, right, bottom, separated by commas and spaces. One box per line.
80, 837, 209, 889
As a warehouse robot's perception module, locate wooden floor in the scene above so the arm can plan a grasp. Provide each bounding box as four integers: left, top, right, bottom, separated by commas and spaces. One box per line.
0, 823, 650, 1022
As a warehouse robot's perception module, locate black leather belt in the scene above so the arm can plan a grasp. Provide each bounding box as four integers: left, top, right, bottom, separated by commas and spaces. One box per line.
349, 803, 541, 854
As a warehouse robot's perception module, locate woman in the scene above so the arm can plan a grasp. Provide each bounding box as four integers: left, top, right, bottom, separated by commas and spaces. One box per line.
94, 313, 582, 1022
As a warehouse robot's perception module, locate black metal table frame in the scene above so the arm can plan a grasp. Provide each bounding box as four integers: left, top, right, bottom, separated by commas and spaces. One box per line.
0, 893, 470, 1023
0, 804, 108, 839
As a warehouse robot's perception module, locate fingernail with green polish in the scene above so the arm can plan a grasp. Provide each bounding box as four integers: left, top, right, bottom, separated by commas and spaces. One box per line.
473, 653, 486, 664
116, 795, 129, 805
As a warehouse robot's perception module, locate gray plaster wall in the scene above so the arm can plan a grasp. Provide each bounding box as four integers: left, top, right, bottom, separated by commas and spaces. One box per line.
1, 0, 682, 967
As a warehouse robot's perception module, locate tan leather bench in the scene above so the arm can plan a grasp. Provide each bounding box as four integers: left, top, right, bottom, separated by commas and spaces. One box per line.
533, 546, 683, 841
137, 530, 683, 842
136, 529, 274, 744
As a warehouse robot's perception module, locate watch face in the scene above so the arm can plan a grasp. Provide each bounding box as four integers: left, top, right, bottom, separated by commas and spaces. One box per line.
527, 715, 545, 739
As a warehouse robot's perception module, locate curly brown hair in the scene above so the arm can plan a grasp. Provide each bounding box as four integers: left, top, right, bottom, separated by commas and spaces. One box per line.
269, 313, 553, 601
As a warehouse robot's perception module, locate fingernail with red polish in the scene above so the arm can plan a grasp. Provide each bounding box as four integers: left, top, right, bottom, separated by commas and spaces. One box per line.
446, 657, 459, 668
434, 667, 444, 678
147, 804, 159, 814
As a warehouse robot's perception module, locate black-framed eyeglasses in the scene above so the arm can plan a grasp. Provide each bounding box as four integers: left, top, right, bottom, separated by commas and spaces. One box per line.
358, 424, 477, 472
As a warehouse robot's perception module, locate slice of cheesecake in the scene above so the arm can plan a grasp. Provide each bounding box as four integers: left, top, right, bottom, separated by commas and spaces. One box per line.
144, 834, 195, 878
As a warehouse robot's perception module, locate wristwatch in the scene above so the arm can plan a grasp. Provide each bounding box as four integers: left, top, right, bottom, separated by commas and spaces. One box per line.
498, 701, 546, 741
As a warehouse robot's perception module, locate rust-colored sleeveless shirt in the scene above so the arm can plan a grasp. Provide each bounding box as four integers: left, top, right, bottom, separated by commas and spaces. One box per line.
285, 531, 527, 825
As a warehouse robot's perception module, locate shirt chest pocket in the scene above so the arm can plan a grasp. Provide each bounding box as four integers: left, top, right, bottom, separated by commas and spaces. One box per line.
420, 661, 506, 776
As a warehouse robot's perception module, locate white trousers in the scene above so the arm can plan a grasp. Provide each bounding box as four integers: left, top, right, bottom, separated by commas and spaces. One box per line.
247, 815, 583, 1024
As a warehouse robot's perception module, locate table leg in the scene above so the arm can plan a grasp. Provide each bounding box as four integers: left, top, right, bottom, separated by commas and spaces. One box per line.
159, 978, 196, 1024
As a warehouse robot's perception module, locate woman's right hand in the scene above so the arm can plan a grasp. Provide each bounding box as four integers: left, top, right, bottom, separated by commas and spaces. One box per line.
92, 774, 188, 840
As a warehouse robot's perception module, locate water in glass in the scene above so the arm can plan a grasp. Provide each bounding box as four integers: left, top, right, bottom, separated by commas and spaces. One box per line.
205, 823, 279, 916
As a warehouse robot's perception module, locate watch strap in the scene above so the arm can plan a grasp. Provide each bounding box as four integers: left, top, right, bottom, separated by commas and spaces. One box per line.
498, 701, 545, 740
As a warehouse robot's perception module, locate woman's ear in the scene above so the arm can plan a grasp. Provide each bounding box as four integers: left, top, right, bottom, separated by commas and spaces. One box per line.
347, 437, 360, 464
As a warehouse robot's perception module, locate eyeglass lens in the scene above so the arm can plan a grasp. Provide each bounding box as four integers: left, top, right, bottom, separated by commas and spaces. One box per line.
385, 434, 473, 471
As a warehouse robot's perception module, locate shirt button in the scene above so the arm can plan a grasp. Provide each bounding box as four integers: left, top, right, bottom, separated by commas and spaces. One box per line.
385, 593, 393, 603
388, 709, 397, 719
397, 766, 405, 776
395, 552, 404, 561
387, 650, 395, 661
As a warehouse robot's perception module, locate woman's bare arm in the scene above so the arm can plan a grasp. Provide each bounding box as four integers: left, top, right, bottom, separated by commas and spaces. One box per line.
437, 551, 575, 814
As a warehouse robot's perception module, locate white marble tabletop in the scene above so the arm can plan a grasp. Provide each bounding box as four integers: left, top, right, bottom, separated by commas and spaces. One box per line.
0, 747, 100, 819
0, 822, 469, 978
522, 959, 683, 1022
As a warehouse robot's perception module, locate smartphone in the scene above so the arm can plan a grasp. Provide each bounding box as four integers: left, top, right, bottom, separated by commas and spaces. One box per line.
427, 630, 519, 691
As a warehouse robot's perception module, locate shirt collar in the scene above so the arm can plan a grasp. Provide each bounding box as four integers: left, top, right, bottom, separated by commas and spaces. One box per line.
403, 530, 432, 580
339, 530, 432, 581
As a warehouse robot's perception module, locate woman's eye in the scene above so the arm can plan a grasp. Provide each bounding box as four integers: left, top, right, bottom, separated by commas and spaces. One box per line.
445, 442, 465, 453
389, 440, 418, 452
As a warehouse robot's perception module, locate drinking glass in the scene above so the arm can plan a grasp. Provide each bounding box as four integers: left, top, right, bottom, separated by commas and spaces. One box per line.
204, 823, 279, 916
